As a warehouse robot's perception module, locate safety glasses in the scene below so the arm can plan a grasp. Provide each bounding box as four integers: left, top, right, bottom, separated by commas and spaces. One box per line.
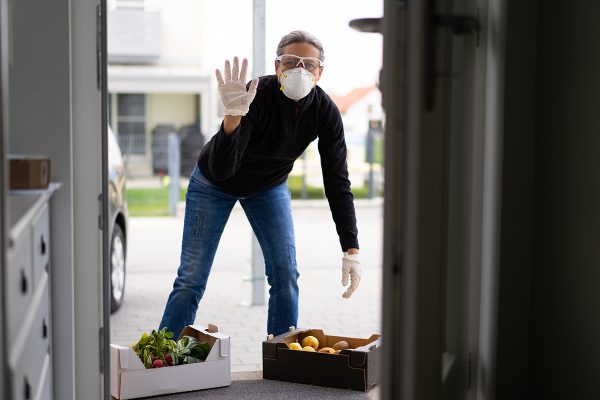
276, 54, 324, 72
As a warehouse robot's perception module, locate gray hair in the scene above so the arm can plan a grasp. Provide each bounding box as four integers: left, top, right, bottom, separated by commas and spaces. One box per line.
276, 30, 325, 62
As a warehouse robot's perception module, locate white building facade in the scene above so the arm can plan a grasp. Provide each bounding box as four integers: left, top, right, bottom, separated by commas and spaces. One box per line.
107, 0, 217, 177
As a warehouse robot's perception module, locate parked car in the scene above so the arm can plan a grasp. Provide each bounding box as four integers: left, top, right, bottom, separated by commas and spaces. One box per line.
108, 127, 128, 313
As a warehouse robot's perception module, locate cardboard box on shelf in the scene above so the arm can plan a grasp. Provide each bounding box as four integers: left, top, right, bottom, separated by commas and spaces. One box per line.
8, 156, 51, 190
262, 327, 382, 391
110, 324, 230, 400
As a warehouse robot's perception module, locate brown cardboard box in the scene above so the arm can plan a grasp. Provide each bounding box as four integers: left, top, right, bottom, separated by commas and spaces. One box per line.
9, 156, 51, 190
262, 327, 382, 391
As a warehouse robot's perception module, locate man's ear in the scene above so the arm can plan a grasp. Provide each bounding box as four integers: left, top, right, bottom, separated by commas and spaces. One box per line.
315, 66, 324, 82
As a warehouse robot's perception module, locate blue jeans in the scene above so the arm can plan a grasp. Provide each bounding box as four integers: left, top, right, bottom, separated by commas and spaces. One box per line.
159, 165, 299, 338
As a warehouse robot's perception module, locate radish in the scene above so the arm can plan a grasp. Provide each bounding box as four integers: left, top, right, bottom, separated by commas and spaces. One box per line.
152, 359, 164, 368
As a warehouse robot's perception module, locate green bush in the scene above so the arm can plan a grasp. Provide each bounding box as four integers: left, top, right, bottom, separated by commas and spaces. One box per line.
286, 175, 324, 199
126, 178, 380, 216
287, 175, 380, 199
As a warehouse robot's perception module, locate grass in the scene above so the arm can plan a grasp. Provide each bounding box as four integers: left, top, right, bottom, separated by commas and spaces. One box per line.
126, 187, 187, 217
126, 176, 381, 216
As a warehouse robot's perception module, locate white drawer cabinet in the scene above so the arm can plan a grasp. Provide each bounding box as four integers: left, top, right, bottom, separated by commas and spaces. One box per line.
7, 185, 59, 400
6, 225, 33, 345
31, 205, 50, 289
36, 355, 53, 400
12, 275, 51, 400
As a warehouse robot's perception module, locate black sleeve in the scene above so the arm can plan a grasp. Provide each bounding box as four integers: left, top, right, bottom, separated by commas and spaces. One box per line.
317, 98, 359, 251
203, 85, 260, 181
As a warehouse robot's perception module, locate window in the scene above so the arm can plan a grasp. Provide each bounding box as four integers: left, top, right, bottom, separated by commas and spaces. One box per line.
117, 93, 147, 155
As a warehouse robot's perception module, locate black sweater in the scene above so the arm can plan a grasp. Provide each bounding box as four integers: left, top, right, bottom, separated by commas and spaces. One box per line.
197, 74, 358, 251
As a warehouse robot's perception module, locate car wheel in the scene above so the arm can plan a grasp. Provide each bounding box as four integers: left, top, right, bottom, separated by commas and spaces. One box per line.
110, 223, 126, 313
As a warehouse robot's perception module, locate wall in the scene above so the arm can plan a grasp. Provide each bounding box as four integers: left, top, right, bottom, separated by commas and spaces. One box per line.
8, 0, 76, 398
494, 1, 537, 398
9, 0, 106, 397
147, 0, 205, 66
147, 93, 196, 132
497, 2, 600, 398
528, 1, 600, 398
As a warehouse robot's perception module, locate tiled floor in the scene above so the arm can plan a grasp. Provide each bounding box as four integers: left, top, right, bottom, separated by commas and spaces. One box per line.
110, 199, 383, 372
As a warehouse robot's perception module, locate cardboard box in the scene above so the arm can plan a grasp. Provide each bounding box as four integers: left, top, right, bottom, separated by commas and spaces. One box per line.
9, 156, 51, 190
110, 324, 230, 399
262, 327, 382, 391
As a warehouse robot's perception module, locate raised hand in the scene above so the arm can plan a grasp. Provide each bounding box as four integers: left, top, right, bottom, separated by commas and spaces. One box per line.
215, 57, 259, 117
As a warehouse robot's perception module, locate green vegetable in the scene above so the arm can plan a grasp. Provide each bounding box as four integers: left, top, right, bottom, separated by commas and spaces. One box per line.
131, 327, 178, 368
176, 335, 212, 365
130, 328, 211, 368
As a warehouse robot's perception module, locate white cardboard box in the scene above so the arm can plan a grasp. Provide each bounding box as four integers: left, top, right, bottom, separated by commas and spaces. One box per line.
110, 324, 231, 399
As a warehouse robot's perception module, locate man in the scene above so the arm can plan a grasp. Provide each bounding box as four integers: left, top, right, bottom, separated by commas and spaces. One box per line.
159, 30, 361, 338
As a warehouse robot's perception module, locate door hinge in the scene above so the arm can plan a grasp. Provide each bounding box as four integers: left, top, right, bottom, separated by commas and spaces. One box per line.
434, 9, 481, 45
99, 326, 105, 374
98, 193, 103, 230
467, 352, 472, 390
426, 8, 481, 110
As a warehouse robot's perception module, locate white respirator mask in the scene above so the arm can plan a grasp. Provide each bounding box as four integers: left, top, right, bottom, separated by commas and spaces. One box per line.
279, 68, 317, 100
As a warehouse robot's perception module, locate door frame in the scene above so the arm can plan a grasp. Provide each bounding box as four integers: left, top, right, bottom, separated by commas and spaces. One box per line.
381, 0, 446, 397
0, 0, 8, 397
99, 0, 111, 398
381, 0, 507, 398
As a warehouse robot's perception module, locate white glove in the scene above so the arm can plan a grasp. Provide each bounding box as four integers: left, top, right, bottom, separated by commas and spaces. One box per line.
215, 57, 259, 117
341, 252, 361, 298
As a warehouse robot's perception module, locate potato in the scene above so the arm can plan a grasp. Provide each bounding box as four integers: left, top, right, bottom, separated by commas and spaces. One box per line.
318, 347, 336, 354
332, 340, 350, 351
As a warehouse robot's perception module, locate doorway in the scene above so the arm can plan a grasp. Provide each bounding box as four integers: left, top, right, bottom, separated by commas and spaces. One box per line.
104, 0, 385, 396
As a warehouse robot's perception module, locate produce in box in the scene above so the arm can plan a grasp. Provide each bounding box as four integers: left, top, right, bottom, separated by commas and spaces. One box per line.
287, 336, 353, 354
130, 327, 212, 368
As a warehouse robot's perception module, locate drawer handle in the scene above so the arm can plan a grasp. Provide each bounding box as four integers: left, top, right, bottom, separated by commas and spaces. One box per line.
24, 376, 31, 399
41, 235, 47, 256
20, 269, 28, 294
42, 318, 48, 339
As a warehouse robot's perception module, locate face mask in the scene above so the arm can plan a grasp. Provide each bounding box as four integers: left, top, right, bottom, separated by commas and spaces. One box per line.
279, 68, 317, 100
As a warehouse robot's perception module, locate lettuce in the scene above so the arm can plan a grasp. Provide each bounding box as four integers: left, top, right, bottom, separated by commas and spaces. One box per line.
131, 328, 211, 368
